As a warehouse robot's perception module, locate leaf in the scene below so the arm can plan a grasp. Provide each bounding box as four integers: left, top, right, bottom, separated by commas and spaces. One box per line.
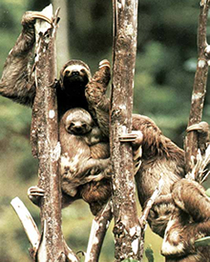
195, 236, 210, 247
145, 245, 154, 262
206, 188, 210, 197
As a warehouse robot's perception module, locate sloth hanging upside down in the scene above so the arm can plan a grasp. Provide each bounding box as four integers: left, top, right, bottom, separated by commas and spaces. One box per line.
1, 10, 210, 262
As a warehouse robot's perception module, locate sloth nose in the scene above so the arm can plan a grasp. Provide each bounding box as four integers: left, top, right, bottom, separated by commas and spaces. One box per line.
74, 126, 83, 134
71, 70, 80, 77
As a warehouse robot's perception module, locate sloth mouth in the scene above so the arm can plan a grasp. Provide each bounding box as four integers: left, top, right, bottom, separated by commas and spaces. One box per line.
63, 73, 89, 89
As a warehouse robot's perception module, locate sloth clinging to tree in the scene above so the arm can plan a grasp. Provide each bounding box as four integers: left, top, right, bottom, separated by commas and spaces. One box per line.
85, 40, 210, 262
1, 9, 210, 262
0, 11, 93, 120
0, 11, 141, 215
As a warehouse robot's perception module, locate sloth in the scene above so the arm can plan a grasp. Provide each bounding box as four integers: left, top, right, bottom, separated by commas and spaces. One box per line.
29, 107, 142, 215
86, 63, 210, 261
29, 107, 112, 215
0, 11, 141, 215
59, 107, 112, 215
1, 10, 210, 261
0, 11, 93, 120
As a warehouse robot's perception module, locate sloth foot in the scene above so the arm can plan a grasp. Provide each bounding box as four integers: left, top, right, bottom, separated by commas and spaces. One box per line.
120, 130, 143, 174
119, 130, 143, 144
28, 186, 45, 206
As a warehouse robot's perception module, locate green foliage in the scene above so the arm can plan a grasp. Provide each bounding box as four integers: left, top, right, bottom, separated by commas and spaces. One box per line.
145, 245, 154, 262
206, 188, 210, 197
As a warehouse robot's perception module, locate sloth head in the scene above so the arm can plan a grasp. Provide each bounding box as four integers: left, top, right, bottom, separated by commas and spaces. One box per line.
59, 60, 92, 94
62, 108, 93, 135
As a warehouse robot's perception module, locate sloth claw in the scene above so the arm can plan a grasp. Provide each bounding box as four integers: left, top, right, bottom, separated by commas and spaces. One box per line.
187, 121, 209, 134
22, 11, 52, 26
28, 186, 45, 206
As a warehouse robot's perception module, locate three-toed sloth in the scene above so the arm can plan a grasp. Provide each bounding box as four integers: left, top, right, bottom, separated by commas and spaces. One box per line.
86, 67, 210, 261
59, 107, 111, 215
1, 11, 210, 262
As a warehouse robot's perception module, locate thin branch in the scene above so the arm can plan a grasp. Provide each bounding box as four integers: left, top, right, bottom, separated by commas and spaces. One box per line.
185, 0, 210, 174
85, 202, 113, 262
11, 197, 40, 259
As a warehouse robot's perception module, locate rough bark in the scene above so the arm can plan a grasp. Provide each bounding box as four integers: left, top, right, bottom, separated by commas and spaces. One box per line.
31, 6, 64, 262
31, 6, 78, 262
111, 1, 140, 261
185, 0, 210, 174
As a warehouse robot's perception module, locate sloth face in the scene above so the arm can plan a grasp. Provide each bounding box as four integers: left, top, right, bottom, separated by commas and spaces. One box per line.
63, 108, 93, 135
60, 60, 92, 92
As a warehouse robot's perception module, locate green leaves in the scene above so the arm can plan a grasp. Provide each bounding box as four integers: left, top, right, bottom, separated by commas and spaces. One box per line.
206, 188, 210, 197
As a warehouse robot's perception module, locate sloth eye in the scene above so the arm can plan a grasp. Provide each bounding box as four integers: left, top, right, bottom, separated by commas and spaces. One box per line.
164, 210, 171, 216
150, 209, 158, 219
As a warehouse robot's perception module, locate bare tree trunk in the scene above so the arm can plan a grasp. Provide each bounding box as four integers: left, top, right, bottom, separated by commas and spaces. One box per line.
110, 1, 140, 261
185, 0, 210, 174
31, 6, 66, 262
52, 0, 70, 70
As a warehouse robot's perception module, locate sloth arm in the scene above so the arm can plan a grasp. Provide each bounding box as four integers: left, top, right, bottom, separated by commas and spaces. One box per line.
85, 60, 110, 137
0, 12, 50, 106
75, 142, 110, 181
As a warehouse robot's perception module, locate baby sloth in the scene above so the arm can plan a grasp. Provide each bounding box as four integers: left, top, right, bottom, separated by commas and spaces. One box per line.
59, 107, 112, 215
29, 107, 111, 215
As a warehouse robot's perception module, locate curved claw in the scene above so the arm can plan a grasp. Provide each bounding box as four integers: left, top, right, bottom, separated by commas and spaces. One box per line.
120, 130, 143, 144
31, 12, 52, 24
187, 121, 209, 134
22, 11, 52, 25
28, 186, 45, 206
99, 59, 111, 69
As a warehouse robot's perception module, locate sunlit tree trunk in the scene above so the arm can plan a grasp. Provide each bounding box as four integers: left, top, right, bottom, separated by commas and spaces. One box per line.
52, 0, 70, 71
110, 1, 141, 261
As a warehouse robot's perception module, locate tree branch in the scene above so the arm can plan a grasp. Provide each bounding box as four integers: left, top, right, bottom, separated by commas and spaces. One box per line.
185, 0, 210, 174
11, 197, 41, 260
85, 202, 113, 262
111, 0, 140, 261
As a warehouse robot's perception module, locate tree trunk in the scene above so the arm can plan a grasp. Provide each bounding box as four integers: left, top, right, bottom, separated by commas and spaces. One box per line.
31, 6, 65, 261
185, 0, 209, 174
52, 0, 70, 70
110, 1, 140, 261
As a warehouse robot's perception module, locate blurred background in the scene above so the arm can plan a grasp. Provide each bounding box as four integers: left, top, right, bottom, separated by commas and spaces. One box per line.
0, 0, 209, 261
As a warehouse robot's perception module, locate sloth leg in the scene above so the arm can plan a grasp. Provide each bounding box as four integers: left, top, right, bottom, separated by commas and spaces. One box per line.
77, 158, 111, 180
120, 130, 143, 175
162, 179, 210, 260
172, 178, 210, 222
186, 121, 209, 154
0, 11, 51, 106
